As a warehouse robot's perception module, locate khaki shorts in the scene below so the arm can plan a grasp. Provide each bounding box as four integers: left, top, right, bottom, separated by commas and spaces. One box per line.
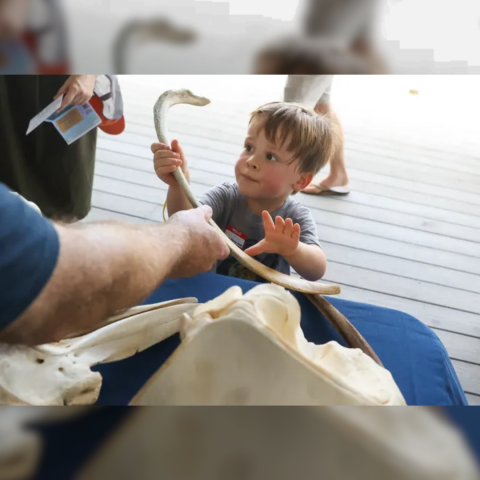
283, 75, 334, 108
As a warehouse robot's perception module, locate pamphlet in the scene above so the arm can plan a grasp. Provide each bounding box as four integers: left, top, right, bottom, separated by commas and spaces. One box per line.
27, 96, 102, 144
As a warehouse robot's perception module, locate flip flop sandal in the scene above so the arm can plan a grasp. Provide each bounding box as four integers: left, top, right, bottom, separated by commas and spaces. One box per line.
301, 183, 351, 196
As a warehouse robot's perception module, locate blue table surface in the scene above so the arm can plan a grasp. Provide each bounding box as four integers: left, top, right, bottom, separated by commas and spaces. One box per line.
93, 272, 468, 407
29, 273, 476, 480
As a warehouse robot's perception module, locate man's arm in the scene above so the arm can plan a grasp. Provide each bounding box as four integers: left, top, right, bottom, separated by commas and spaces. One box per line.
0, 207, 228, 346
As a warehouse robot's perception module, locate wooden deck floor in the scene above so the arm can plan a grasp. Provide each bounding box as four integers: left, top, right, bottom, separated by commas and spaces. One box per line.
85, 75, 480, 405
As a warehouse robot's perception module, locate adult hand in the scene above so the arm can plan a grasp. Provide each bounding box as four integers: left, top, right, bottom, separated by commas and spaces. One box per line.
167, 205, 229, 278
244, 211, 300, 257
54, 75, 97, 112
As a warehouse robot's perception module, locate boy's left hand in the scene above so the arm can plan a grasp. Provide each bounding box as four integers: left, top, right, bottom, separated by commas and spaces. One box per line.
244, 211, 300, 258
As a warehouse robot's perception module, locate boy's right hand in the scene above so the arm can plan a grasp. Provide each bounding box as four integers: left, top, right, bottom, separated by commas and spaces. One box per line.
151, 139, 190, 187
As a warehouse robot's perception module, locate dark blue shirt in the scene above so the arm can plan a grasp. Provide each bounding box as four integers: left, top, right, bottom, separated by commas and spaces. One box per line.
0, 182, 59, 330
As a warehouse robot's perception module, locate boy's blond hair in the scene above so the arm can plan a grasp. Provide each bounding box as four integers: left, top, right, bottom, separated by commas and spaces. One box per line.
249, 102, 341, 175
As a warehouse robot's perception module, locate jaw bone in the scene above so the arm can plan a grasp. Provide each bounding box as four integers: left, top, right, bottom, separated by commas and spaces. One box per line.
0, 299, 198, 406
132, 285, 406, 406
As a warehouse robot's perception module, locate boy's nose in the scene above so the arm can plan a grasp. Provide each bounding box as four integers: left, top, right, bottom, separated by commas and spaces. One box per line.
246, 156, 259, 169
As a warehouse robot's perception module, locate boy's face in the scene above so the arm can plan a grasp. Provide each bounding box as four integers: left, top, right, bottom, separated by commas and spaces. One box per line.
235, 116, 311, 200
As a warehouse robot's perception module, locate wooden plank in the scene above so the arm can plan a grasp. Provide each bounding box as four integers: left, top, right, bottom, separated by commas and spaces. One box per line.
96, 147, 234, 180
342, 128, 480, 167
124, 98, 480, 167
101, 127, 480, 231
94, 153, 480, 276
94, 173, 211, 222
94, 162, 210, 199
84, 207, 153, 224
97, 137, 238, 167
433, 330, 480, 365
344, 168, 480, 207
118, 129, 242, 157
466, 394, 480, 406
343, 137, 480, 174
299, 195, 480, 243
307, 191, 480, 231
97, 140, 480, 258
310, 209, 480, 259
123, 110, 480, 173
91, 190, 160, 221
94, 175, 163, 206
323, 262, 480, 315
95, 160, 164, 189
330, 284, 480, 338
339, 152, 480, 196
109, 126, 480, 227
344, 178, 480, 219
452, 360, 480, 397
92, 170, 480, 337
100, 131, 480, 207
120, 116, 478, 204
322, 242, 480, 294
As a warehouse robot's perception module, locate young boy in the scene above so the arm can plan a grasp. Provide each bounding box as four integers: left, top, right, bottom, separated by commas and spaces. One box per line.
151, 101, 339, 282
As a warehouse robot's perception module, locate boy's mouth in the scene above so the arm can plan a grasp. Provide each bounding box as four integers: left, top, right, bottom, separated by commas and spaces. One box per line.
240, 173, 259, 183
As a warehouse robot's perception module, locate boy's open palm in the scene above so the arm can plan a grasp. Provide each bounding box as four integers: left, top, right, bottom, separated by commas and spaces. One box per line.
244, 211, 300, 257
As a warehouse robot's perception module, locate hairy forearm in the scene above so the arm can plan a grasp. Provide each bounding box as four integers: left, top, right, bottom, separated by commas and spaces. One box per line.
167, 182, 193, 216
1, 221, 185, 345
285, 243, 327, 281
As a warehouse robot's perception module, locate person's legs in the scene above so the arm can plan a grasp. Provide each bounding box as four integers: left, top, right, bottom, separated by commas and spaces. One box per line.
301, 100, 349, 192
288, 78, 349, 193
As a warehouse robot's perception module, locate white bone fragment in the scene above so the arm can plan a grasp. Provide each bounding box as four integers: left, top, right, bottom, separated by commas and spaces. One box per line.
0, 299, 198, 406
132, 285, 406, 406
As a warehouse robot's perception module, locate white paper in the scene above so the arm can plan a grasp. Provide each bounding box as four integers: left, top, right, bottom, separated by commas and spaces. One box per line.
26, 95, 64, 135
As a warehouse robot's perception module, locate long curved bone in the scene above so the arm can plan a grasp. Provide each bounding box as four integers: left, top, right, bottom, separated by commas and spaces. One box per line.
132, 285, 405, 406
153, 89, 340, 296
153, 89, 381, 366
0, 299, 198, 406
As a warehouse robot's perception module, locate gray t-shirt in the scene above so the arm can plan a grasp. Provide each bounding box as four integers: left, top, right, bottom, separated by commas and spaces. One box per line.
199, 182, 321, 283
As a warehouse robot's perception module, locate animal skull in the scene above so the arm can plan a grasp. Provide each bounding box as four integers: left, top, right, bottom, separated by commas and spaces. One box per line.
131, 285, 406, 406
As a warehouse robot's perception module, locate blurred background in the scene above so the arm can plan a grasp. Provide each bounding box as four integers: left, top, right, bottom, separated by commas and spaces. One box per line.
1, 0, 480, 74
0, 407, 479, 479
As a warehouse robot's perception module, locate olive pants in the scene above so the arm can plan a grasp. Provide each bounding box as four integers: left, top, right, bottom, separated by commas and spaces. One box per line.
0, 75, 97, 220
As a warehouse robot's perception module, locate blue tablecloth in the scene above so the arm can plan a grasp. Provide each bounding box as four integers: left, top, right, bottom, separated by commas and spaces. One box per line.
93, 272, 468, 407
31, 407, 480, 480
28, 273, 473, 480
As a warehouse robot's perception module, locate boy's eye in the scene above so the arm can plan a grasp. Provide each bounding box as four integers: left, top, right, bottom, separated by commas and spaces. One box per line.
266, 153, 278, 162
244, 144, 253, 152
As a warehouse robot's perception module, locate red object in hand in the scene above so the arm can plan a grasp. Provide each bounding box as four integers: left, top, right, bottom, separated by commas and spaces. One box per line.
89, 94, 125, 135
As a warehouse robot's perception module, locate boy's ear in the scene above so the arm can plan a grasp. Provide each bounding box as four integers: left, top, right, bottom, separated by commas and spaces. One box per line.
293, 173, 313, 193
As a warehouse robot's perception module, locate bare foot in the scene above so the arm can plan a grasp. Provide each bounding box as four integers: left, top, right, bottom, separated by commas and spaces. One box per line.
302, 172, 349, 193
